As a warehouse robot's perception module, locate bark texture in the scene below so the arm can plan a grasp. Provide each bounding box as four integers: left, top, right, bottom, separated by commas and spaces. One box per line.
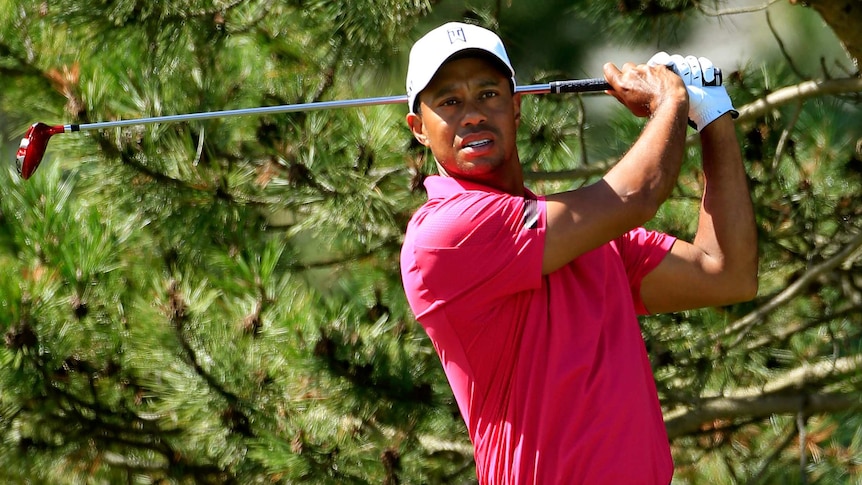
794, 0, 862, 68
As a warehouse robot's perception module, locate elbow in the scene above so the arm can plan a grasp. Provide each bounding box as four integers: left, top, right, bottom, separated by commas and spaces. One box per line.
626, 192, 664, 227
712, 275, 758, 308
725, 265, 760, 304
707, 253, 759, 305
602, 175, 670, 227
737, 253, 760, 302
736, 274, 759, 302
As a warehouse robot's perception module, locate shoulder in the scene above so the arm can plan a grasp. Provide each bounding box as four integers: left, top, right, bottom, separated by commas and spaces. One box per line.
410, 189, 535, 249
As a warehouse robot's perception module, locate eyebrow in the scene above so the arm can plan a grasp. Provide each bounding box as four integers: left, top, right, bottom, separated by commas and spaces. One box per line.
427, 77, 505, 101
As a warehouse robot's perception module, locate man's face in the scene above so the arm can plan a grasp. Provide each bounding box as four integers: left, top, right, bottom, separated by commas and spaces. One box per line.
407, 56, 522, 192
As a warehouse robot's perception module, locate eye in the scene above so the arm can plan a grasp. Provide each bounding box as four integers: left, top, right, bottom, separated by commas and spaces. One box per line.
439, 97, 461, 107
479, 88, 502, 101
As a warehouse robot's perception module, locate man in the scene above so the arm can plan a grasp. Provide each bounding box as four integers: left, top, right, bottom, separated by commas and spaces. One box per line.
400, 22, 757, 484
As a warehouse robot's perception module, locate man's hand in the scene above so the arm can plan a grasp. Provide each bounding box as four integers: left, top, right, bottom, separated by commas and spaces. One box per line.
647, 52, 738, 132
602, 61, 689, 118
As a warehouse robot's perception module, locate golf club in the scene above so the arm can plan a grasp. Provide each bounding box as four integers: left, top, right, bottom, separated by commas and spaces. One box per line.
15, 71, 721, 179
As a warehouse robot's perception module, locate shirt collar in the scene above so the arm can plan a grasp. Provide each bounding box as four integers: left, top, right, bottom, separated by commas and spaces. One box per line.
423, 175, 537, 199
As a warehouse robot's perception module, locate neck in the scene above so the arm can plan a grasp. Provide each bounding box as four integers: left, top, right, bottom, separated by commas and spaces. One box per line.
448, 174, 526, 197
434, 162, 526, 197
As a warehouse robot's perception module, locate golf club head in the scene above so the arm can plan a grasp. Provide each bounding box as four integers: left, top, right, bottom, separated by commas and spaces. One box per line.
16, 123, 65, 179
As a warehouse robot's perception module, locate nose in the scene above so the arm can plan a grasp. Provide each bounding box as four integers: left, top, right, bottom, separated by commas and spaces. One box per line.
461, 98, 487, 126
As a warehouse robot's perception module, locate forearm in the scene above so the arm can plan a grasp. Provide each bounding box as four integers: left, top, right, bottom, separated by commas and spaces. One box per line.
541, 67, 689, 274
604, 95, 690, 219
694, 114, 759, 295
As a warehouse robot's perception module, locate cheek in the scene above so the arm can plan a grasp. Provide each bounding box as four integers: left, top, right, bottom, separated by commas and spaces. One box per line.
427, 120, 456, 146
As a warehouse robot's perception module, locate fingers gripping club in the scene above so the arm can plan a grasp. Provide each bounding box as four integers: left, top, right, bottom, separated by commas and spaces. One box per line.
647, 52, 723, 87
647, 52, 737, 131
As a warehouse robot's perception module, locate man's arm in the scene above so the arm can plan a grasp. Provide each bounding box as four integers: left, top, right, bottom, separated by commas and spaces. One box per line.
542, 62, 690, 274
640, 113, 759, 313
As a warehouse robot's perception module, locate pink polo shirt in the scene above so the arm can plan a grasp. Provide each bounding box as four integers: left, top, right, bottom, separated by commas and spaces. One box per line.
400, 176, 676, 484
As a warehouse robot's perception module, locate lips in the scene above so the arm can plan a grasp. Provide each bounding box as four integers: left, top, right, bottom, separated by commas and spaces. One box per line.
463, 139, 491, 149
459, 132, 495, 154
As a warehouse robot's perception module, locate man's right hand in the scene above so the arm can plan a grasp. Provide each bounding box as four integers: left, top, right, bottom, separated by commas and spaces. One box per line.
602, 60, 689, 119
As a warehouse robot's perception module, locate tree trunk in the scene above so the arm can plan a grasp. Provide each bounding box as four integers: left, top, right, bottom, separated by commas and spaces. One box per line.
794, 0, 862, 68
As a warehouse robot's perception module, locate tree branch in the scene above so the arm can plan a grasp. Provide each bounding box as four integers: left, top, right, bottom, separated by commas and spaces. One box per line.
744, 302, 862, 352
736, 77, 862, 122
666, 391, 858, 440
745, 422, 798, 485
701, 229, 862, 351
523, 161, 612, 182
665, 354, 862, 439
694, 0, 782, 17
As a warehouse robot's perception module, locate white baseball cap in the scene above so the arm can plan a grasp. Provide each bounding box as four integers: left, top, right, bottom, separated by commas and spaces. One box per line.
406, 22, 516, 114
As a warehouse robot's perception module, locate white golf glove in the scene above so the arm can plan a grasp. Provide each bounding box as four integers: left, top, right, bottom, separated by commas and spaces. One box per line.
648, 52, 738, 132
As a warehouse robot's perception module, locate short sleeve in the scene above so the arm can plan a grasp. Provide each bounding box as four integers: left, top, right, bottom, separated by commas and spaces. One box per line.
410, 190, 545, 308
615, 227, 676, 315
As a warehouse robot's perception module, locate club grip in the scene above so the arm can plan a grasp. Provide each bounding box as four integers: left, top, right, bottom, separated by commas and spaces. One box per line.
549, 67, 723, 94
549, 78, 610, 93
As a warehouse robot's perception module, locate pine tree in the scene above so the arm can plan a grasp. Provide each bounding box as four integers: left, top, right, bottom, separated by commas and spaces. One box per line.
0, 1, 465, 483
1, 1, 861, 484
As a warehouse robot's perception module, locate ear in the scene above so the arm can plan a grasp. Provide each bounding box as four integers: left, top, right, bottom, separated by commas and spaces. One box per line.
406, 112, 429, 147
512, 93, 522, 128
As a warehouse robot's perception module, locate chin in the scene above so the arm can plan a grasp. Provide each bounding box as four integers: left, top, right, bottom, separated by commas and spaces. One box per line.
458, 157, 503, 175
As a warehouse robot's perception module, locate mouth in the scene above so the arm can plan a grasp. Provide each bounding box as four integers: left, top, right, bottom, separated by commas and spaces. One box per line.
459, 132, 496, 155
463, 138, 492, 149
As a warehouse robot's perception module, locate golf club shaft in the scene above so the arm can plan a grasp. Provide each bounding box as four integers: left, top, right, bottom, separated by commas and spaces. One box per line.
63, 79, 612, 133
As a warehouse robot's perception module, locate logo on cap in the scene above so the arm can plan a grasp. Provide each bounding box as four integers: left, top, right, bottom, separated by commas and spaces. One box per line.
447, 27, 467, 44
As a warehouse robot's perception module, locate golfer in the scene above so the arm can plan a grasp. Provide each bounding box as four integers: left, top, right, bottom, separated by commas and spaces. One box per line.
400, 22, 757, 484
